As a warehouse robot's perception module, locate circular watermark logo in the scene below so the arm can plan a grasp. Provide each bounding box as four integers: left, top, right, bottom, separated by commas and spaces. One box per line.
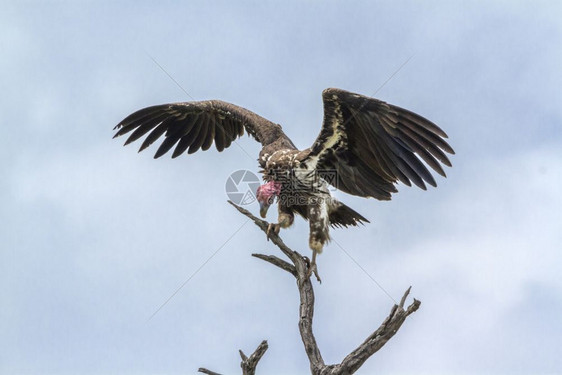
225, 170, 261, 205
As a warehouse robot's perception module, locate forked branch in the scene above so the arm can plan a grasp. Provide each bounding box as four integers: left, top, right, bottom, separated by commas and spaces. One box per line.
198, 340, 269, 375
222, 201, 421, 374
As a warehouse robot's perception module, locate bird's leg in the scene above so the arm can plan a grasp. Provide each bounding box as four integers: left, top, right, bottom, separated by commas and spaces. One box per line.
306, 235, 323, 282
266, 208, 294, 241
306, 200, 328, 282
305, 249, 322, 283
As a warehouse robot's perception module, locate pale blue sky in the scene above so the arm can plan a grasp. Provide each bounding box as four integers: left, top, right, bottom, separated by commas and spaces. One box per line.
1, 1, 561, 374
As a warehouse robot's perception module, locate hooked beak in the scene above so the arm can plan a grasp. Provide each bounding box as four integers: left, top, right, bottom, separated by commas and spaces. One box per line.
259, 201, 270, 218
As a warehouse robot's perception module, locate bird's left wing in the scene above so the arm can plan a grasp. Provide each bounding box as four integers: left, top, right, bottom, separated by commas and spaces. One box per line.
301, 88, 454, 200
113, 100, 292, 158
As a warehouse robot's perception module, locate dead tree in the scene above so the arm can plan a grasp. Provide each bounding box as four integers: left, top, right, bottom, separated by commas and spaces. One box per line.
198, 202, 421, 375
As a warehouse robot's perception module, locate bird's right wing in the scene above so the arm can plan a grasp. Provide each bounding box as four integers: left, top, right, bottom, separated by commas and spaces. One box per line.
113, 100, 293, 158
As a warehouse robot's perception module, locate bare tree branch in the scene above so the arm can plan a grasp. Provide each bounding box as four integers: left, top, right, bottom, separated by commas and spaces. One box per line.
240, 340, 269, 375
198, 368, 222, 375
228, 201, 326, 371
334, 288, 421, 374
228, 201, 298, 263
252, 253, 297, 276
200, 201, 421, 374
198, 341, 269, 375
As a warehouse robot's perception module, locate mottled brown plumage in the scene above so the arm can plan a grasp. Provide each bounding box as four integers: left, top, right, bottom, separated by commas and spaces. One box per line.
114, 88, 454, 274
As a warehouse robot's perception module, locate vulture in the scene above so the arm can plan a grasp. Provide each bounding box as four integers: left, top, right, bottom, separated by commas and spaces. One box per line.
114, 88, 454, 275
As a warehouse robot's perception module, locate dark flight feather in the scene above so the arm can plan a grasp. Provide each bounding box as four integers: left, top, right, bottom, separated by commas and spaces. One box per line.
113, 100, 294, 159
114, 88, 453, 203
301, 88, 454, 198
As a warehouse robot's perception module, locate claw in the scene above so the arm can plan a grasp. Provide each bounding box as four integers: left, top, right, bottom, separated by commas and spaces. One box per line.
266, 223, 280, 241
305, 251, 322, 283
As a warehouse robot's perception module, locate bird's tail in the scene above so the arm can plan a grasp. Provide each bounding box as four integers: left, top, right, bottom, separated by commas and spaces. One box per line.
328, 202, 370, 228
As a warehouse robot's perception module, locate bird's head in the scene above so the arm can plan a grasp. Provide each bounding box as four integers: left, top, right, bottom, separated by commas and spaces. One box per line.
256, 181, 282, 218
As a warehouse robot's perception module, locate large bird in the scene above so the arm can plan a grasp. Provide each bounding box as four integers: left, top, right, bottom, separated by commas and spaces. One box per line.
114, 88, 454, 276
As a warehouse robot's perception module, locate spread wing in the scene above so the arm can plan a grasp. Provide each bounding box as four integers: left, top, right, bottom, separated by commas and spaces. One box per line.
302, 88, 454, 200
113, 100, 291, 158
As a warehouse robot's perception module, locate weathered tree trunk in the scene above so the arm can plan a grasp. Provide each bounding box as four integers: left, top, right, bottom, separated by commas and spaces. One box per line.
198, 202, 420, 374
